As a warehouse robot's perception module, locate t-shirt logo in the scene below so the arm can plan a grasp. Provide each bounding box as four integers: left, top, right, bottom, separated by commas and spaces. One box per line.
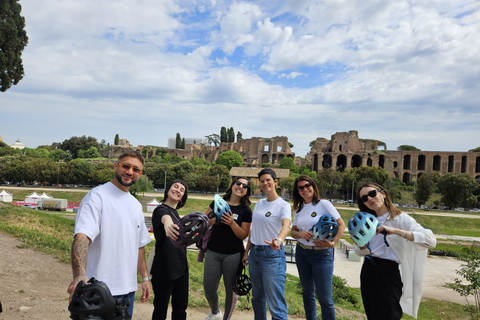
233, 214, 238, 220
265, 212, 272, 217
311, 212, 317, 218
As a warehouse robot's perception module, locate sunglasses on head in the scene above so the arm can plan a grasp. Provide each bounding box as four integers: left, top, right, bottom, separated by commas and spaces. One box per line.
118, 162, 142, 174
360, 189, 382, 203
297, 182, 312, 191
235, 180, 248, 188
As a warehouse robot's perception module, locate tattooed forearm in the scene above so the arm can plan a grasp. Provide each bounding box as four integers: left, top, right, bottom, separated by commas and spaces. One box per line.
71, 233, 90, 279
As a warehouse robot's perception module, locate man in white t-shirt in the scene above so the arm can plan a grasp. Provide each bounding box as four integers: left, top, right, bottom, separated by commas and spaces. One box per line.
67, 151, 152, 319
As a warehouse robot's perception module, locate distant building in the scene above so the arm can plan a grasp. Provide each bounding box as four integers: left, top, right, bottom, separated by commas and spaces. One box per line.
10, 139, 25, 150
167, 137, 205, 149
308, 130, 480, 184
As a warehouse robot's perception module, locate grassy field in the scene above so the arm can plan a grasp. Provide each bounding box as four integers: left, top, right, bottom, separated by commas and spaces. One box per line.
1, 188, 479, 319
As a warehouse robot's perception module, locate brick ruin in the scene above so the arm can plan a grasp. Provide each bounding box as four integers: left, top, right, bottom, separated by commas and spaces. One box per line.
309, 130, 480, 184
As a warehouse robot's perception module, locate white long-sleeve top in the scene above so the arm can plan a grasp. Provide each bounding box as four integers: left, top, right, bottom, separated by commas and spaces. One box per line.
354, 212, 436, 319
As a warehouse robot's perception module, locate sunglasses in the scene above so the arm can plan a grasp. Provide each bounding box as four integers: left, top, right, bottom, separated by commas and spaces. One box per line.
118, 162, 142, 174
235, 180, 248, 188
360, 189, 382, 203
297, 183, 312, 191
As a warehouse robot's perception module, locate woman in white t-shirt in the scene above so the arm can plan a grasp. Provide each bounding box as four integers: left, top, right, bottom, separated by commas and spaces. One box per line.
242, 168, 291, 320
291, 175, 345, 320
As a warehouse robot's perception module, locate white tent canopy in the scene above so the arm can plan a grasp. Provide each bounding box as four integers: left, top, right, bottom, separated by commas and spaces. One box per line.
39, 192, 52, 199
25, 192, 40, 204
146, 199, 160, 213
0, 190, 13, 202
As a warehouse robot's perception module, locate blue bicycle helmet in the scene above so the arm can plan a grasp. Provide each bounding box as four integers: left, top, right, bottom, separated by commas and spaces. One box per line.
348, 211, 379, 247
312, 214, 339, 242
213, 194, 230, 225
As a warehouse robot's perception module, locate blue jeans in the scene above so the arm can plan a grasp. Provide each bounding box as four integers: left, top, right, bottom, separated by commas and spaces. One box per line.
295, 245, 336, 320
113, 291, 135, 319
248, 244, 288, 320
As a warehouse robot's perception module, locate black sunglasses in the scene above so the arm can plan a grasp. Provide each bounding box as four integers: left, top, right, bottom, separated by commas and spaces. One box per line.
235, 180, 248, 189
360, 189, 382, 203
297, 182, 312, 191
118, 162, 142, 174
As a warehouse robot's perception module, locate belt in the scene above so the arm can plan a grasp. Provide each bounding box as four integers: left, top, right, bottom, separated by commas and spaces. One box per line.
298, 242, 328, 250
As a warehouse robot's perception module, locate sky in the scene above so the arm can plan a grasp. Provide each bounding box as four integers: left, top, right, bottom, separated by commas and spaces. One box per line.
1, 0, 480, 158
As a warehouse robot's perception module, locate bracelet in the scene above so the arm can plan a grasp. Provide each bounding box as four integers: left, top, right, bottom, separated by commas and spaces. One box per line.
142, 277, 150, 282
404, 231, 408, 240
274, 237, 283, 244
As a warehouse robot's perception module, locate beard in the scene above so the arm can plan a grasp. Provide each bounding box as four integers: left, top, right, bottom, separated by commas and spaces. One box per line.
115, 172, 137, 187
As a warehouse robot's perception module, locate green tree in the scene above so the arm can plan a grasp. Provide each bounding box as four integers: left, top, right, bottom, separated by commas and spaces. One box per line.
129, 175, 153, 197
205, 134, 220, 146
114, 134, 119, 145
228, 127, 235, 143
77, 146, 101, 159
397, 145, 421, 151
415, 172, 440, 205
450, 245, 480, 319
215, 150, 243, 170
181, 138, 185, 149
197, 175, 218, 192
317, 168, 342, 199
60, 135, 100, 158
309, 140, 317, 148
236, 131, 243, 141
220, 127, 227, 143
175, 133, 181, 149
0, 0, 29, 92
438, 173, 478, 208
288, 142, 294, 149
209, 164, 231, 189
279, 175, 296, 198
279, 157, 297, 173
470, 146, 480, 152
99, 139, 108, 149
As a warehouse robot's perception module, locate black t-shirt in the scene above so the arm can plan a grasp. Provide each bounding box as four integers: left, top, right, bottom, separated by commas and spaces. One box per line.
207, 202, 252, 254
151, 204, 187, 281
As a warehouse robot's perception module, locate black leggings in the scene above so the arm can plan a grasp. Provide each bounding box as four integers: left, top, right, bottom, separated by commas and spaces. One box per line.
360, 257, 403, 320
151, 271, 189, 320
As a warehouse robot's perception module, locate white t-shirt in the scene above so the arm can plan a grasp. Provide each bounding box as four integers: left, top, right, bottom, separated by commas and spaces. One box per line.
250, 197, 291, 246
74, 182, 151, 295
293, 200, 341, 246
369, 213, 400, 263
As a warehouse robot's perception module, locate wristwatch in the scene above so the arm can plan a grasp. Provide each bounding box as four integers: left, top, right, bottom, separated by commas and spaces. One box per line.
274, 237, 283, 245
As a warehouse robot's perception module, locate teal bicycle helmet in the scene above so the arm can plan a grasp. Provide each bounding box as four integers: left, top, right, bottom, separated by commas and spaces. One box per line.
312, 214, 339, 242
213, 194, 230, 225
348, 211, 379, 247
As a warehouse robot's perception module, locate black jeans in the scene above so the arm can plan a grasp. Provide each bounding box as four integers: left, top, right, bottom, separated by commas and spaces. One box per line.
360, 257, 403, 320
151, 271, 189, 320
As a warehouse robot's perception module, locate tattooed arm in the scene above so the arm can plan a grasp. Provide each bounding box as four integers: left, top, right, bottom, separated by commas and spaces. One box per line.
67, 233, 91, 303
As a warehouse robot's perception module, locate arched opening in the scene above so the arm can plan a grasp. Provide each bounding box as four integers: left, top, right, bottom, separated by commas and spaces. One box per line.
322, 154, 332, 169
277, 154, 284, 162
379, 155, 385, 169
403, 172, 410, 185
351, 155, 362, 168
417, 155, 426, 171
403, 155, 411, 170
313, 154, 319, 172
448, 155, 454, 172
462, 156, 467, 173
393, 161, 398, 168
476, 156, 480, 173
367, 158, 373, 167
336, 154, 347, 172
433, 155, 441, 171
261, 154, 269, 164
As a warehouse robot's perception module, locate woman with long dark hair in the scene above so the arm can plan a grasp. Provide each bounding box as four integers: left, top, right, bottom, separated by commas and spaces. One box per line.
354, 182, 436, 320
151, 180, 189, 320
202, 177, 252, 320
291, 175, 345, 320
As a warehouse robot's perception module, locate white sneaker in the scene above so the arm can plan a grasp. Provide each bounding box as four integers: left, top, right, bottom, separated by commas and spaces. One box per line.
205, 311, 223, 320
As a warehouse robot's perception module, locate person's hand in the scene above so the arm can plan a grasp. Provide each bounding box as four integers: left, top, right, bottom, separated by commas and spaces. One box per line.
300, 231, 315, 241
264, 238, 281, 250
165, 223, 180, 240
221, 210, 235, 226
242, 254, 249, 266
376, 225, 394, 235
67, 275, 89, 304
140, 281, 151, 302
312, 238, 334, 248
